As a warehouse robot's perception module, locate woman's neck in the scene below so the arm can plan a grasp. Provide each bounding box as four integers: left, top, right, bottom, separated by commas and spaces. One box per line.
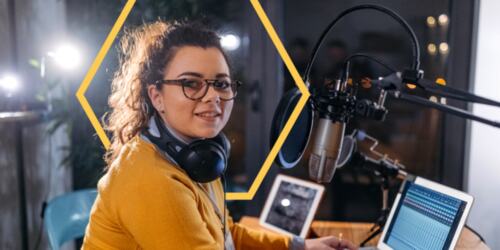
161, 117, 195, 144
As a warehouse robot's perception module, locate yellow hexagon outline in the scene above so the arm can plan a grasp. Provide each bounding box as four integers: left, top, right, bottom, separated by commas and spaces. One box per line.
76, 0, 310, 201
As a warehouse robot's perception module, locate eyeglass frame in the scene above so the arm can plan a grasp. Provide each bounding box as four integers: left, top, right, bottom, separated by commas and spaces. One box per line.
154, 78, 242, 101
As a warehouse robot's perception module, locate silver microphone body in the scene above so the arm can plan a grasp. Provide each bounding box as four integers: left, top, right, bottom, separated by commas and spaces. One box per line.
308, 118, 345, 183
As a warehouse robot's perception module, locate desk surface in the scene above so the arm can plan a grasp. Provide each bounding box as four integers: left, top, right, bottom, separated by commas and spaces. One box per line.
239, 216, 489, 249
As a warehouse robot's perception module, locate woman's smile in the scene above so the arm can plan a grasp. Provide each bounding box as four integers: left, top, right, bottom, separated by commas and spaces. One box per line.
194, 107, 222, 123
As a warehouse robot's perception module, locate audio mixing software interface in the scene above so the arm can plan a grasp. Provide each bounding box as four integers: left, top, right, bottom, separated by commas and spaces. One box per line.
383, 182, 467, 250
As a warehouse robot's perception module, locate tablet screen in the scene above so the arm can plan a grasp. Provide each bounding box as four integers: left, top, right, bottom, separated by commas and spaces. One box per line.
259, 175, 325, 238
383, 182, 467, 250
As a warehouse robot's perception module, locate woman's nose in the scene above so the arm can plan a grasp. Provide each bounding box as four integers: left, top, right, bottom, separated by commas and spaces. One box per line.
201, 85, 221, 103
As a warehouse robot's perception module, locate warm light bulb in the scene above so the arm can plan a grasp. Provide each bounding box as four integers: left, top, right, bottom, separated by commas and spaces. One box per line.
427, 43, 437, 55
439, 42, 449, 55
426, 16, 436, 28
438, 14, 449, 26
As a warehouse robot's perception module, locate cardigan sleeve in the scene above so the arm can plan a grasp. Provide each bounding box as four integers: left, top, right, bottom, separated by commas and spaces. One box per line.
228, 216, 292, 250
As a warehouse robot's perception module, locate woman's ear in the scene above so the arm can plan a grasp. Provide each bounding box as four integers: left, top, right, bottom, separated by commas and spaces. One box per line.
147, 85, 164, 113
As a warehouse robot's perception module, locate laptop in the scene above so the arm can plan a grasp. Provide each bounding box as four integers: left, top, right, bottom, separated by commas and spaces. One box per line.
362, 175, 474, 250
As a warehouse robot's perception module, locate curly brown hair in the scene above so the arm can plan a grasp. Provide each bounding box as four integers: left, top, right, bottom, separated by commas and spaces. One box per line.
104, 20, 230, 165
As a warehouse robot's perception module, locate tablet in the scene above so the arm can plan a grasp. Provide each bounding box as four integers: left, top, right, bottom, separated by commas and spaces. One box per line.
259, 174, 324, 238
377, 176, 474, 250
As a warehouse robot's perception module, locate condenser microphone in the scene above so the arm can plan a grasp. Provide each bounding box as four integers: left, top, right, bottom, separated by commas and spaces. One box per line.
306, 76, 354, 183
308, 118, 345, 183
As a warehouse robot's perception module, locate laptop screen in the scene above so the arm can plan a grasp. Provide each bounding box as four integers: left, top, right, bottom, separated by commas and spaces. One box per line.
383, 181, 467, 250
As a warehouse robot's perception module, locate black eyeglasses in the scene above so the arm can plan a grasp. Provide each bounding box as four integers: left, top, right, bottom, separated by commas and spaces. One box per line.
155, 78, 242, 101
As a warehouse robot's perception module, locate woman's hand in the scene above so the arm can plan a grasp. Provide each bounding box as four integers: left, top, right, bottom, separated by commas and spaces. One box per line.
304, 236, 358, 250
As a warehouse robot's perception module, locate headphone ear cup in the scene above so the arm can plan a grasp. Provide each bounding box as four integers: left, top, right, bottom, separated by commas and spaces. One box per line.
211, 133, 230, 158
177, 140, 227, 183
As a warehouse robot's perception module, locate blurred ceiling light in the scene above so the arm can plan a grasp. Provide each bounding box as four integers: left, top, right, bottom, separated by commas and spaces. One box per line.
426, 16, 436, 28
220, 34, 241, 51
0, 74, 21, 94
47, 44, 81, 70
439, 42, 449, 55
438, 14, 449, 26
427, 43, 437, 55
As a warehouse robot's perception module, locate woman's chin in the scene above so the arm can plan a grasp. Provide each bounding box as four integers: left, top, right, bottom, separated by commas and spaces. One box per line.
193, 129, 220, 139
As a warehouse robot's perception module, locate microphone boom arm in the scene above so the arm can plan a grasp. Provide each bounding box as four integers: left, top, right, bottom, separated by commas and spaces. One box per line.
390, 90, 500, 129
372, 72, 500, 129
415, 78, 500, 107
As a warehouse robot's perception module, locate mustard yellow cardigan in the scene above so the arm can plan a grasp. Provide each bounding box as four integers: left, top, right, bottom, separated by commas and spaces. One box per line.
82, 136, 292, 249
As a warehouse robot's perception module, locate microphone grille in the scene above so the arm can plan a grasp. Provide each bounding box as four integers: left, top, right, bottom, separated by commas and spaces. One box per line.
309, 153, 337, 183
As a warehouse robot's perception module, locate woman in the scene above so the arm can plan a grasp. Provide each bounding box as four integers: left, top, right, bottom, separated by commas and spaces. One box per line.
82, 20, 357, 250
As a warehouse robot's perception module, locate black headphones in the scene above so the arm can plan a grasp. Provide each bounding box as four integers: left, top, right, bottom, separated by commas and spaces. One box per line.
143, 112, 230, 183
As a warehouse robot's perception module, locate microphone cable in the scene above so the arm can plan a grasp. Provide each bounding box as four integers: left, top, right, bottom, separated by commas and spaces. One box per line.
303, 4, 421, 83
344, 53, 397, 74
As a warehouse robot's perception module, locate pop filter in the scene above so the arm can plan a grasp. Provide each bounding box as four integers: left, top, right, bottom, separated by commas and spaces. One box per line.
336, 133, 356, 168
270, 88, 313, 169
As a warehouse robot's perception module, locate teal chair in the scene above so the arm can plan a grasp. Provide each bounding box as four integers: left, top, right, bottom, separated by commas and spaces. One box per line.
44, 189, 97, 250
